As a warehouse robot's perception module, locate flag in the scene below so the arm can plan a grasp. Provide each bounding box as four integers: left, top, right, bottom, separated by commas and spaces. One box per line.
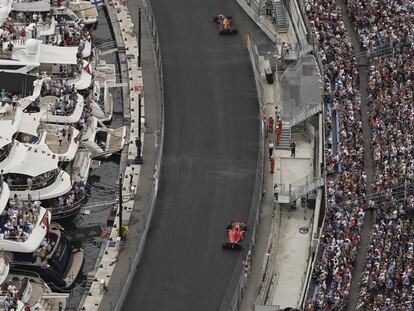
84, 63, 92, 75
66, 161, 74, 184
90, 0, 104, 6
66, 161, 73, 176
42, 213, 50, 237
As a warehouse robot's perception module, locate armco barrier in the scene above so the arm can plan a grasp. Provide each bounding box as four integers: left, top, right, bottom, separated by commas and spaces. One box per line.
218, 35, 266, 311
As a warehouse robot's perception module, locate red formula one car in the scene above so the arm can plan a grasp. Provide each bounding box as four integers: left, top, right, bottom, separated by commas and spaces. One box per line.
222, 221, 247, 249
214, 14, 238, 35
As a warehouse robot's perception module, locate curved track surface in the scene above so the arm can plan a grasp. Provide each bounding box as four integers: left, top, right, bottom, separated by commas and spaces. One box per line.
124, 1, 259, 310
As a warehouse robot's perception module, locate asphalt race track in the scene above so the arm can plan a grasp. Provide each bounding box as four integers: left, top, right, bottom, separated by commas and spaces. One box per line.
123, 1, 259, 310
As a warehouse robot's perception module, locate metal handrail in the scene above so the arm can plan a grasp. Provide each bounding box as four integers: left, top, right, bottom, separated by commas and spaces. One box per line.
8, 169, 60, 191
46, 195, 86, 212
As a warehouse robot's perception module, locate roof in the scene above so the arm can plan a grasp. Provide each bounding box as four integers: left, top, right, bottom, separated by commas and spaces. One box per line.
39, 44, 78, 64
4, 41, 78, 67
19, 111, 42, 136
0, 0, 12, 24
0, 257, 10, 285
69, 61, 92, 90
0, 138, 25, 172
0, 181, 10, 214
0, 106, 22, 146
0, 125, 16, 148
12, 0, 50, 12
0, 140, 58, 176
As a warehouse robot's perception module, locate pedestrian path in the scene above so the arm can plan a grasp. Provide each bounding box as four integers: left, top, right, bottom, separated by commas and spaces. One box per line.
270, 208, 312, 308
269, 129, 314, 309
79, 0, 152, 309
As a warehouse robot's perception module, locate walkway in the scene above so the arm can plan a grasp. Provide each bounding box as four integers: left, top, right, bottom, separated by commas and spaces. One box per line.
270, 132, 313, 309
337, 2, 375, 310
96, 0, 162, 309
240, 31, 316, 310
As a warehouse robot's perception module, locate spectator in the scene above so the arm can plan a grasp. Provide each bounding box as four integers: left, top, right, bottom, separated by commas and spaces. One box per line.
303, 0, 366, 309
269, 141, 274, 157
344, 0, 414, 308
26, 177, 32, 191
290, 141, 296, 158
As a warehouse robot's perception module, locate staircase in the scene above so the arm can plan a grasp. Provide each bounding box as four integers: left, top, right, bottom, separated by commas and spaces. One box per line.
273, 0, 288, 33
84, 272, 95, 292
299, 43, 314, 56
290, 176, 324, 202
290, 104, 322, 127
274, 119, 291, 150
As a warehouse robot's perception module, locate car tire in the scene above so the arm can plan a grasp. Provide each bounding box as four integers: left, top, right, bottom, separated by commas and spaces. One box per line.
222, 242, 228, 249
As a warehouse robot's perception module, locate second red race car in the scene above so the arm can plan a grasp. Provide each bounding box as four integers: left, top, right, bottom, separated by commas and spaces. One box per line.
222, 221, 247, 249
213, 14, 238, 35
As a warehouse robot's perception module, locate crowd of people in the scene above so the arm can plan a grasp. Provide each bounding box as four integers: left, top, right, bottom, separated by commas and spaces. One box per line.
57, 20, 91, 50
301, 0, 414, 309
41, 78, 79, 116
0, 12, 54, 48
54, 180, 87, 210
1, 279, 20, 311
303, 0, 367, 309
347, 0, 414, 53
344, 0, 414, 309
0, 196, 41, 242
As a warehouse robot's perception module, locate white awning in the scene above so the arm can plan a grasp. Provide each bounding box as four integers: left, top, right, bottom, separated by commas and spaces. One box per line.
39, 45, 78, 65
12, 146, 58, 176
69, 61, 92, 90
0, 257, 10, 285
0, 141, 27, 172
19, 112, 42, 136
9, 41, 78, 66
82, 40, 92, 58
0, 181, 10, 214
0, 141, 58, 176
12, 0, 50, 12
0, 0, 12, 24
39, 20, 57, 37
0, 106, 23, 142
0, 124, 16, 147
